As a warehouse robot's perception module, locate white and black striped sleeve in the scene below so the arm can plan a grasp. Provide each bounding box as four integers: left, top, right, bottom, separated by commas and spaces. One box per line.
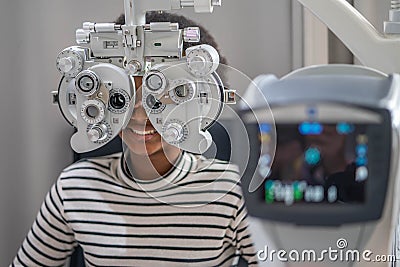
232, 193, 259, 266
12, 178, 77, 267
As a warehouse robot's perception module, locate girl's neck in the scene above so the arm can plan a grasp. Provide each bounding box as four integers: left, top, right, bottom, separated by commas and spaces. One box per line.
128, 148, 182, 180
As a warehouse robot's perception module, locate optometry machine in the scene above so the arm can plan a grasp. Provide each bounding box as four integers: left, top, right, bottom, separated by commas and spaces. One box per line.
239, 0, 400, 266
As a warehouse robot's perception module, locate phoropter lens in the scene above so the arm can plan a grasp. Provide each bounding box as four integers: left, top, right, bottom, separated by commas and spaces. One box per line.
86, 105, 99, 119
146, 74, 163, 91
174, 85, 188, 98
146, 94, 162, 110
75, 70, 100, 96
78, 76, 95, 92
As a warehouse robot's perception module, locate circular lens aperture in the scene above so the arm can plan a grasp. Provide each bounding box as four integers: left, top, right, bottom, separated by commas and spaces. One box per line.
146, 94, 162, 110
79, 76, 95, 92
75, 70, 100, 96
86, 105, 100, 119
146, 74, 163, 91
110, 93, 126, 110
174, 85, 188, 98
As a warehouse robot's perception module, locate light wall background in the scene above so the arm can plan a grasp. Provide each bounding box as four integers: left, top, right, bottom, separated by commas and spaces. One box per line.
0, 0, 391, 265
0, 1, 122, 264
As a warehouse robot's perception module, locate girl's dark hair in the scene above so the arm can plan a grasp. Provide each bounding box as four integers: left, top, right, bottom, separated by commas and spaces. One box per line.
115, 11, 227, 66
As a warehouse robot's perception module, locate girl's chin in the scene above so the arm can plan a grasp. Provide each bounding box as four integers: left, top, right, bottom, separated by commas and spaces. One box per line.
125, 140, 163, 156
123, 131, 181, 156
136, 132, 159, 142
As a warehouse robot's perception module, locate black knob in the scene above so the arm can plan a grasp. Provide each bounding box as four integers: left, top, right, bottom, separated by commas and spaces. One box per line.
110, 93, 126, 110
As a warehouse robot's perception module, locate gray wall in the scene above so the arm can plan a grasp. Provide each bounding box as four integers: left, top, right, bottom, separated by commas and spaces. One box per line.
354, 0, 391, 32
353, 0, 391, 64
327, 0, 391, 64
0, 1, 122, 265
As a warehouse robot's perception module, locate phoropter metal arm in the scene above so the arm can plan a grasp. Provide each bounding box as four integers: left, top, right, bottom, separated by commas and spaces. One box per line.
299, 0, 400, 74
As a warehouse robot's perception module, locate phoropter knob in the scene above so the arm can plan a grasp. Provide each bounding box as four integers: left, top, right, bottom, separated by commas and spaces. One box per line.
58, 57, 74, 73
80, 99, 106, 124
143, 71, 167, 95
186, 44, 220, 77
183, 27, 201, 43
75, 70, 100, 96
56, 48, 84, 78
87, 123, 109, 143
76, 29, 90, 44
163, 122, 184, 143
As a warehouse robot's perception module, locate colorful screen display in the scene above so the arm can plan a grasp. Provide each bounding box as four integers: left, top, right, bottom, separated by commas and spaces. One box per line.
258, 122, 368, 205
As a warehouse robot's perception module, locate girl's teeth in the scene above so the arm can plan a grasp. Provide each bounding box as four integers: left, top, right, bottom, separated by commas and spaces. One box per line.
131, 129, 157, 135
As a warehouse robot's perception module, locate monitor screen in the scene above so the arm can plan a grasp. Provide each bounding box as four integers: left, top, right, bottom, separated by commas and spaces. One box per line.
258, 122, 368, 205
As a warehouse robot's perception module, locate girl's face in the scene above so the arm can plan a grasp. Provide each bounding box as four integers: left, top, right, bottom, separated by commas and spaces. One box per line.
121, 77, 177, 157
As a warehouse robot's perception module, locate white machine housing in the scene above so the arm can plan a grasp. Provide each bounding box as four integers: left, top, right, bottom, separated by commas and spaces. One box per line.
53, 0, 236, 153
241, 64, 400, 266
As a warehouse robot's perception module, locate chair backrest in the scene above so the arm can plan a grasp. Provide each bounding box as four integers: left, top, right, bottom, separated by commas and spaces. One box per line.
73, 135, 123, 161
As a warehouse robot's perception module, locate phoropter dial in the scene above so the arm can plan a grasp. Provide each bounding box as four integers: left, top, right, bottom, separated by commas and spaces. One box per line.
143, 90, 166, 114
87, 122, 112, 144
143, 71, 168, 95
183, 27, 201, 43
168, 80, 195, 104
56, 48, 84, 78
80, 99, 106, 124
186, 44, 220, 77
162, 120, 188, 144
75, 70, 100, 96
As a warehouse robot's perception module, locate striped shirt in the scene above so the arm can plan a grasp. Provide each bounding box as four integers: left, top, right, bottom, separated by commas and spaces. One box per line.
12, 152, 258, 266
